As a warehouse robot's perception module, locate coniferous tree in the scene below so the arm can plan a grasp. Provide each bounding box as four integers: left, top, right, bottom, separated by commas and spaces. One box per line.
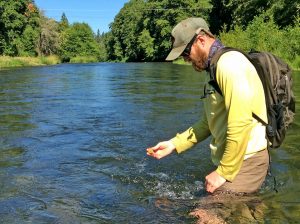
59, 12, 69, 32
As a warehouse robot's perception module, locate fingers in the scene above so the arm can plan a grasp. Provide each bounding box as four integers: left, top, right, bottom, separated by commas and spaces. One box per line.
205, 174, 216, 193
146, 150, 155, 158
146, 146, 160, 158
146, 143, 166, 159
146, 141, 175, 159
147, 147, 163, 159
205, 178, 212, 193
205, 171, 226, 193
147, 144, 161, 154
205, 180, 216, 193
146, 147, 155, 156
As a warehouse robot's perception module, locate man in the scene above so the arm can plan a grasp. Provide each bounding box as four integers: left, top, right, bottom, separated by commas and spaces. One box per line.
146, 17, 269, 194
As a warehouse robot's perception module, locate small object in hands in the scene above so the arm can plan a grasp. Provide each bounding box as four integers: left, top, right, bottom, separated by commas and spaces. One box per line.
147, 147, 155, 155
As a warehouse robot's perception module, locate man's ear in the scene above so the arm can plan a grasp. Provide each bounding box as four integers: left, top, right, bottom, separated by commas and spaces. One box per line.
196, 35, 206, 48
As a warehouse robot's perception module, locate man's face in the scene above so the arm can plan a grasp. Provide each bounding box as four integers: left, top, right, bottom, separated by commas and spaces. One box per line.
182, 37, 208, 72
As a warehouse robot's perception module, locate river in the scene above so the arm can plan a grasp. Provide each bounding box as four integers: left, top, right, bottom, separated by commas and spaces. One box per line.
0, 63, 299, 223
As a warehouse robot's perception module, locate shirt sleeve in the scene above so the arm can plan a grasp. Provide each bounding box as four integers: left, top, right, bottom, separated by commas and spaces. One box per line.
171, 114, 211, 153
215, 52, 254, 182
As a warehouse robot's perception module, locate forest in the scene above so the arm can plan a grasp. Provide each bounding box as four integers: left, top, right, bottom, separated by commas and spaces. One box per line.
0, 0, 299, 68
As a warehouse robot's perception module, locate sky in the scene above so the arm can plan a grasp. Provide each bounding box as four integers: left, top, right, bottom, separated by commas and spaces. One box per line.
34, 0, 129, 33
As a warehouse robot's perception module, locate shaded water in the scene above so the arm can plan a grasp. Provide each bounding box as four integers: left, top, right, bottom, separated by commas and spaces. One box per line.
0, 63, 299, 223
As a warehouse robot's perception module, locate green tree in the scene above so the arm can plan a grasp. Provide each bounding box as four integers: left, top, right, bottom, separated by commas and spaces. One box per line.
17, 25, 39, 56
95, 29, 108, 61
209, 0, 299, 34
107, 0, 146, 61
219, 13, 300, 69
107, 0, 211, 62
0, 0, 40, 56
272, 0, 299, 27
142, 0, 211, 61
137, 29, 155, 60
60, 23, 100, 62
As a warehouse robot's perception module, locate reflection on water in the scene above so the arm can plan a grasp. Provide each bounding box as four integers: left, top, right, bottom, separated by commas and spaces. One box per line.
0, 63, 299, 223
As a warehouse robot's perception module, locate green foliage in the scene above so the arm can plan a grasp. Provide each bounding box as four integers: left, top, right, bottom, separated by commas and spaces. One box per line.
271, 0, 299, 27
107, 0, 145, 61
145, 0, 211, 61
59, 12, 69, 32
209, 0, 299, 34
138, 29, 155, 60
107, 0, 211, 62
60, 23, 100, 62
16, 25, 39, 56
39, 55, 61, 65
0, 55, 61, 68
0, 0, 40, 56
284, 18, 300, 68
95, 30, 108, 61
0, 56, 25, 67
219, 13, 300, 69
69, 56, 98, 63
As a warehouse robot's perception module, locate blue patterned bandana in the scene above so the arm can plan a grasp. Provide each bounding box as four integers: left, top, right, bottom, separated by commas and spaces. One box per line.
205, 39, 225, 71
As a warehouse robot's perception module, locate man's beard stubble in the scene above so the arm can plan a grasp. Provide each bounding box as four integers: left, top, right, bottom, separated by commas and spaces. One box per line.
192, 53, 208, 72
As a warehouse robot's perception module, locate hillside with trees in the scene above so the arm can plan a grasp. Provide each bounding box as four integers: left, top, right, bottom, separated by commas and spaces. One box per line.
0, 0, 299, 68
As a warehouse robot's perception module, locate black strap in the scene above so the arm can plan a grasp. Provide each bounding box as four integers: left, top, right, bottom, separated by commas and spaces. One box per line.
209, 47, 268, 125
252, 113, 267, 126
209, 47, 236, 96
267, 146, 278, 193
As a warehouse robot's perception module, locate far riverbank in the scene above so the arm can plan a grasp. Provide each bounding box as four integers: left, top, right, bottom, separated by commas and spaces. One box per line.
0, 56, 61, 68
0, 55, 106, 69
1, 55, 299, 71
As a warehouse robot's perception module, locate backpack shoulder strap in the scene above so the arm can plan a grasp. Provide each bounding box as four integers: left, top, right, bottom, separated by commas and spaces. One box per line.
209, 47, 269, 126
209, 47, 239, 95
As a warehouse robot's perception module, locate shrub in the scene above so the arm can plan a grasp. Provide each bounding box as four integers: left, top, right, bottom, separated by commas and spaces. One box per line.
0, 55, 61, 68
219, 13, 299, 69
40, 55, 61, 65
69, 56, 98, 63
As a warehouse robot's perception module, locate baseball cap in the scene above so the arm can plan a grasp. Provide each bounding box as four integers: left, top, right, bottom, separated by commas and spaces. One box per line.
166, 17, 213, 61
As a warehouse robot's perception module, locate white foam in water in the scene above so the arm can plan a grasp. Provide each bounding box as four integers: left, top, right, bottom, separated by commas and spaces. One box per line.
150, 173, 204, 200
194, 180, 204, 191
148, 172, 170, 181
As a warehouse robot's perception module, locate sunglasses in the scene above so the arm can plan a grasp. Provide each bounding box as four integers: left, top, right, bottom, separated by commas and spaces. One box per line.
181, 34, 198, 57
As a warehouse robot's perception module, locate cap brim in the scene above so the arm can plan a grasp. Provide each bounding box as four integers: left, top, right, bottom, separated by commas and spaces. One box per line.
165, 44, 187, 61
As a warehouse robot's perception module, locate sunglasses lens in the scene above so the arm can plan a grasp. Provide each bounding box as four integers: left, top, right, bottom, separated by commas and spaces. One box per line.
183, 48, 190, 56
181, 35, 197, 56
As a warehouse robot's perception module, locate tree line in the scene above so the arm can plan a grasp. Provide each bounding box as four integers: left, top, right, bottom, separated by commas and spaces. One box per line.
0, 0, 299, 67
0, 0, 104, 62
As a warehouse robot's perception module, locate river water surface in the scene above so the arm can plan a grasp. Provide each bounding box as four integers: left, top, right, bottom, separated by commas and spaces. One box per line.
0, 63, 299, 223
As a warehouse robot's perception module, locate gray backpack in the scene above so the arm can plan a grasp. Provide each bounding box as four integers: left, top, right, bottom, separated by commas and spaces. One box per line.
209, 47, 295, 148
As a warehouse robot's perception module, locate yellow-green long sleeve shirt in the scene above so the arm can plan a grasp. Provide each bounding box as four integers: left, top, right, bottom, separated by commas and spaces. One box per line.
171, 51, 268, 182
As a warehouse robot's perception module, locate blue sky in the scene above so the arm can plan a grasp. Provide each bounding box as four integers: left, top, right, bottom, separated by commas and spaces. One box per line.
35, 0, 129, 33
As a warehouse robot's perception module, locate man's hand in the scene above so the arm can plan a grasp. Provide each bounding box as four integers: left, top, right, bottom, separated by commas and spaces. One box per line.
146, 140, 175, 159
205, 171, 226, 193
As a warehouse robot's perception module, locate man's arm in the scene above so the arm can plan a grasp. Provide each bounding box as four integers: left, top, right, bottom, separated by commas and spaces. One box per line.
146, 114, 211, 159
171, 114, 211, 153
